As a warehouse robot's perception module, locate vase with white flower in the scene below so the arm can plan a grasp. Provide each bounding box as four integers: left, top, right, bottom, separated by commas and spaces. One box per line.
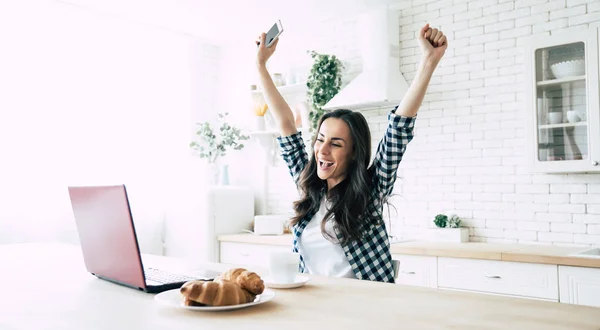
189, 112, 249, 185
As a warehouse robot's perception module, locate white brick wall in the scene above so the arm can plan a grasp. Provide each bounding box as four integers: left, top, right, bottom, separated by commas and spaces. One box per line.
190, 41, 220, 128
264, 0, 600, 246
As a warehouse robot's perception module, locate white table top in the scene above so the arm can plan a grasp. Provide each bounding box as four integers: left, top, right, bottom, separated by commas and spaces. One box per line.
1, 243, 599, 330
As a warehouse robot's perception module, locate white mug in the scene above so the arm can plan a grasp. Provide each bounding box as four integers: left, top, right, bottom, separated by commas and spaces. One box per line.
268, 251, 299, 284
567, 111, 581, 123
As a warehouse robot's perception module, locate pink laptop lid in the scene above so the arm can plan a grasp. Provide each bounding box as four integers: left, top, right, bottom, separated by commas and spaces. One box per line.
68, 185, 146, 289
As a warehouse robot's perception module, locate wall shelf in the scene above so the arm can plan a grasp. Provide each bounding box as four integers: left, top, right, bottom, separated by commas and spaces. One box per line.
538, 122, 588, 129
251, 82, 308, 97
536, 75, 586, 87
248, 127, 311, 138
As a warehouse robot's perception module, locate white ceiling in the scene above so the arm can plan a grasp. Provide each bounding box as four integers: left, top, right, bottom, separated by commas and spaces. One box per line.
55, 0, 405, 45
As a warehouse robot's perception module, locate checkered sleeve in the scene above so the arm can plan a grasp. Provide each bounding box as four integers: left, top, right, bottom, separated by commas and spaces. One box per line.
371, 106, 416, 201
277, 132, 309, 185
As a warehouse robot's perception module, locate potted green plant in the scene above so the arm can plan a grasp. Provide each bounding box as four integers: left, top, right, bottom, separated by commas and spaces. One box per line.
429, 212, 469, 243
434, 214, 448, 228
306, 50, 344, 131
189, 112, 249, 185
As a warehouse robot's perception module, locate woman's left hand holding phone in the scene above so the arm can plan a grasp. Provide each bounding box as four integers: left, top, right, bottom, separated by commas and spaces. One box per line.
254, 33, 296, 137
256, 33, 279, 68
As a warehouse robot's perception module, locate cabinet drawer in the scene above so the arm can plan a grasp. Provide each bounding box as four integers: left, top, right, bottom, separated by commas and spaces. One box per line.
438, 257, 558, 300
220, 242, 290, 268
559, 266, 600, 308
392, 254, 437, 288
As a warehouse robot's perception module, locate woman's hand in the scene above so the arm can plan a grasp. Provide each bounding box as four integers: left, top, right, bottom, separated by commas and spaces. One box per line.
395, 24, 447, 118
417, 24, 447, 64
256, 33, 279, 68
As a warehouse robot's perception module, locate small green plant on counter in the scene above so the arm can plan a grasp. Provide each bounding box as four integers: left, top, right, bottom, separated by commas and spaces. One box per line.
434, 214, 448, 228
448, 214, 462, 228
434, 213, 462, 228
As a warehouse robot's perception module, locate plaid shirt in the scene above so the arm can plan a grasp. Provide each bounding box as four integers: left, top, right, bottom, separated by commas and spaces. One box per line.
277, 106, 416, 283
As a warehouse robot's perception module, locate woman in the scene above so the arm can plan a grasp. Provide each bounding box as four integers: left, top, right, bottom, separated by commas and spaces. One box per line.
255, 24, 447, 283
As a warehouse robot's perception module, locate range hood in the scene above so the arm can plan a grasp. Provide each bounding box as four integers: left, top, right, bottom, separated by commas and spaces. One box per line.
323, 7, 409, 110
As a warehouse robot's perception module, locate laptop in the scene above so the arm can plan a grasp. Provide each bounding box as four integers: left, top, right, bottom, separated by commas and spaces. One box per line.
68, 184, 218, 293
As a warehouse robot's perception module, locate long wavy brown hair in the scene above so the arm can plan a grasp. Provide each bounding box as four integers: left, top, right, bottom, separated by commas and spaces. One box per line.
290, 109, 381, 245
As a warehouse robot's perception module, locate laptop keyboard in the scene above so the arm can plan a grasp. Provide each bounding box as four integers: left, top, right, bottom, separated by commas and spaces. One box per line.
144, 267, 198, 284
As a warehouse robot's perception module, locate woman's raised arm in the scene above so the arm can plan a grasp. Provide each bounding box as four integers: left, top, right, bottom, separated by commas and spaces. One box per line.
395, 24, 448, 118
255, 33, 297, 137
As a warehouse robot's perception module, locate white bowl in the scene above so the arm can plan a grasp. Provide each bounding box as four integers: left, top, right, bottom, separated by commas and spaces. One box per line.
547, 112, 563, 124
550, 59, 585, 79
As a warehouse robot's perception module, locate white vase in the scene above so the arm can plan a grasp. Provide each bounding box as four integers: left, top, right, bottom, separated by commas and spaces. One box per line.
427, 228, 469, 243
220, 164, 230, 185
255, 116, 266, 131
208, 163, 230, 186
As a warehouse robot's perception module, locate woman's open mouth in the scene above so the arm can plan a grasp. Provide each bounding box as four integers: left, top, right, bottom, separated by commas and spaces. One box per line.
319, 160, 334, 171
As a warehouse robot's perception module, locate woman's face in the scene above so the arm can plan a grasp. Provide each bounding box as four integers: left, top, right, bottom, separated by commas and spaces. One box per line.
314, 118, 353, 189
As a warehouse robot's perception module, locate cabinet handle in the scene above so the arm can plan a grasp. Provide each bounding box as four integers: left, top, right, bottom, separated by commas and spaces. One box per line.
484, 275, 501, 279
593, 161, 599, 166
239, 252, 249, 257
401, 271, 416, 275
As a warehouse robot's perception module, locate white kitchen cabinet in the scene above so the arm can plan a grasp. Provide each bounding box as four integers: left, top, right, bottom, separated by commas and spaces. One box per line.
559, 265, 600, 308
392, 254, 437, 288
437, 257, 558, 301
525, 27, 600, 173
163, 186, 254, 262
219, 242, 290, 268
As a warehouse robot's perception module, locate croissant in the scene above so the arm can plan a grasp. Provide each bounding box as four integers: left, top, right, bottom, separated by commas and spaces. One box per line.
180, 280, 256, 306
183, 298, 205, 307
214, 268, 265, 295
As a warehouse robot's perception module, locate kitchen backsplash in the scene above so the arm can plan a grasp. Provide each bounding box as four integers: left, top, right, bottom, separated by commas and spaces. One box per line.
265, 0, 600, 246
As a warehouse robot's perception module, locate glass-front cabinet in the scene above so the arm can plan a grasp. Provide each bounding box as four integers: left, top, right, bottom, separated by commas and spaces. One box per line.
526, 28, 599, 173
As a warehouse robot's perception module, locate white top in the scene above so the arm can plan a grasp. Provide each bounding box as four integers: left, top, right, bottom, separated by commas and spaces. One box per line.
297, 198, 356, 279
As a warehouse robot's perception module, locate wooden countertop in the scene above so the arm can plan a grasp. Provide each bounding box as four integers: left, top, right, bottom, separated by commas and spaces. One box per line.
4, 243, 600, 330
389, 240, 518, 260
218, 234, 600, 268
501, 245, 600, 268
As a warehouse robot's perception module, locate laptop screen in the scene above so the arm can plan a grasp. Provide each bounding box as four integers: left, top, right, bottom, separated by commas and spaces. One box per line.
68, 185, 146, 289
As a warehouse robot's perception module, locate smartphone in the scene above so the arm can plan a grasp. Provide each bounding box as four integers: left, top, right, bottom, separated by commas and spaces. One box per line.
263, 20, 283, 48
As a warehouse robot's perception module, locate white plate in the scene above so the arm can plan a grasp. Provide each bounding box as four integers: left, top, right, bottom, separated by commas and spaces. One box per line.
264, 275, 310, 289
154, 288, 275, 311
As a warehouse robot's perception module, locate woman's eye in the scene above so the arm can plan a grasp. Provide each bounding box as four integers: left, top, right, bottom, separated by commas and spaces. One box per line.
316, 139, 324, 142
332, 144, 341, 147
